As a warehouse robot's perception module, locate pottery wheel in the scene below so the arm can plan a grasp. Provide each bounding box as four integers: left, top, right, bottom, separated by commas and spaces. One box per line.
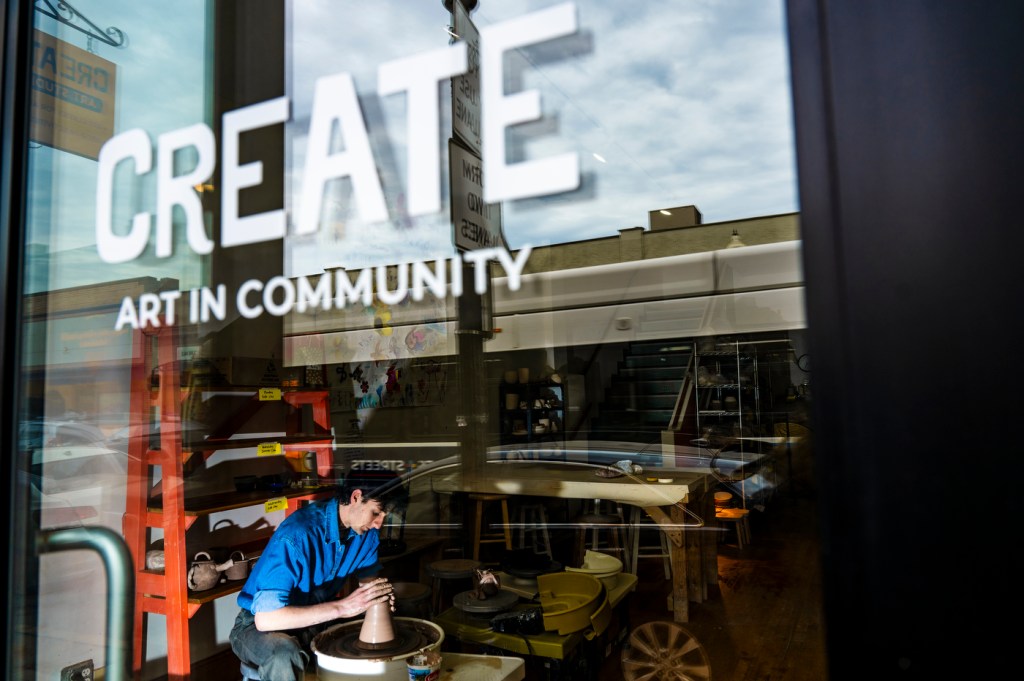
425, 558, 481, 580
313, 620, 434, 660
453, 588, 518, 614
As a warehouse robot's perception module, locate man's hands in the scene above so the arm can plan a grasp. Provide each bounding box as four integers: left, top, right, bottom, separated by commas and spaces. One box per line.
252, 578, 395, 631
335, 577, 395, 619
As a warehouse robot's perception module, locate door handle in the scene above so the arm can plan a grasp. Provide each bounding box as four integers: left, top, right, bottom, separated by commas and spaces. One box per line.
37, 526, 134, 681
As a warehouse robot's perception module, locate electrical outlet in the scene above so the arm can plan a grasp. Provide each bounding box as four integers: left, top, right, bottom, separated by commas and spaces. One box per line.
60, 660, 94, 681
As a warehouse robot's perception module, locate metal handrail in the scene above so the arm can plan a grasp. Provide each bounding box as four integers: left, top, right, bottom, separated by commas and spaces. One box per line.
36, 526, 134, 681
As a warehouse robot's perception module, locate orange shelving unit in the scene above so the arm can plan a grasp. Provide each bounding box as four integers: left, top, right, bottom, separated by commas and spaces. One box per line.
121, 325, 336, 680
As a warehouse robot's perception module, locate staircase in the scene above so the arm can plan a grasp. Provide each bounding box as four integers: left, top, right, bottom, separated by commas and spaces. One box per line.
588, 340, 693, 444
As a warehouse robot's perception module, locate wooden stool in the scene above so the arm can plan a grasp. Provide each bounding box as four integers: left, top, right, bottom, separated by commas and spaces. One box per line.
425, 558, 480, 615
715, 508, 752, 549
573, 500, 629, 570
469, 493, 512, 562
516, 502, 553, 559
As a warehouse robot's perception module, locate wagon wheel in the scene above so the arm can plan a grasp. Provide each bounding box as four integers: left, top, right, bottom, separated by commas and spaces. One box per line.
621, 621, 712, 681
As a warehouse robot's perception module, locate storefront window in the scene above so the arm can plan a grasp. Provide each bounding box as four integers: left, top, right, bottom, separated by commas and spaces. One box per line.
10, 1, 819, 679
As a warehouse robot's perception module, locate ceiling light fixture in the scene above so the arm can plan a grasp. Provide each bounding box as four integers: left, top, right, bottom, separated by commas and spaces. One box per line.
726, 230, 746, 248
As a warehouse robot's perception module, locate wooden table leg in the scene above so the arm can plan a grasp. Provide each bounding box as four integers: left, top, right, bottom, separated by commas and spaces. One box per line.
701, 481, 719, 594
668, 502, 689, 622
648, 504, 690, 623
645, 478, 715, 624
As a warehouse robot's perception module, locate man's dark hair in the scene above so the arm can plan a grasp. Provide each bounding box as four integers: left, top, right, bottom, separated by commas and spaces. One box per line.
338, 470, 409, 512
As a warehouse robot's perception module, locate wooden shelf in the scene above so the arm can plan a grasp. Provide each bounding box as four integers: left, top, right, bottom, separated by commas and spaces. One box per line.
149, 486, 336, 516
499, 379, 566, 446
181, 433, 333, 452
187, 578, 246, 605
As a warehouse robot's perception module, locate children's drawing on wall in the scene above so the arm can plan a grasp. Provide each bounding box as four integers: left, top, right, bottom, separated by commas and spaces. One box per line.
291, 333, 326, 386
329, 358, 448, 411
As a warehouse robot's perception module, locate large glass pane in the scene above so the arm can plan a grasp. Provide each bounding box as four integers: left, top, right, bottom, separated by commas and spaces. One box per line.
10, 2, 821, 679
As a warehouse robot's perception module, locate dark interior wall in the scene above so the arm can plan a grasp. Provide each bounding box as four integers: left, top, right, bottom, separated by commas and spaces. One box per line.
786, 1, 1023, 677
209, 0, 286, 360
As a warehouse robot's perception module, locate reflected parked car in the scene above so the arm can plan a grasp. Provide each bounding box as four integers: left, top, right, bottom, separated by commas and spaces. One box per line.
19, 419, 128, 532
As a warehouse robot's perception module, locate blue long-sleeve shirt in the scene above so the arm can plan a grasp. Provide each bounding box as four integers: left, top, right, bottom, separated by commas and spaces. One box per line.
237, 497, 380, 613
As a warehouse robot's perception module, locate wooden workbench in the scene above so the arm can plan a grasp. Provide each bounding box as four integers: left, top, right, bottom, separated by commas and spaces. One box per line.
429, 461, 712, 622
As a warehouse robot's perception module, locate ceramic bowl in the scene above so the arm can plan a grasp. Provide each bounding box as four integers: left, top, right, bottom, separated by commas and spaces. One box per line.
566, 550, 623, 588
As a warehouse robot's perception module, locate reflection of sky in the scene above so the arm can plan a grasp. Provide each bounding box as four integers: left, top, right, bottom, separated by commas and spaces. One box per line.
26, 0, 209, 293
285, 0, 796, 274
25, 1, 796, 288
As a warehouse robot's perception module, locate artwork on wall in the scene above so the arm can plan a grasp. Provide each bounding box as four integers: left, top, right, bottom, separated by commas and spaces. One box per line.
286, 295, 454, 410
328, 357, 449, 410
286, 320, 454, 366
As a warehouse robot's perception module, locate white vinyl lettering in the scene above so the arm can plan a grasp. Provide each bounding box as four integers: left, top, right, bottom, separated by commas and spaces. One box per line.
222, 97, 290, 247
159, 290, 181, 325
237, 279, 264, 319
110, 246, 528, 329
298, 73, 388, 235
462, 247, 498, 294
114, 296, 140, 330
138, 293, 162, 328
296, 274, 333, 313
156, 123, 215, 257
495, 244, 532, 291
333, 267, 374, 308
480, 3, 580, 203
375, 263, 409, 305
379, 43, 468, 217
263, 276, 296, 317
449, 257, 464, 298
410, 259, 448, 302
96, 128, 153, 264
94, 2, 577, 302
198, 285, 227, 323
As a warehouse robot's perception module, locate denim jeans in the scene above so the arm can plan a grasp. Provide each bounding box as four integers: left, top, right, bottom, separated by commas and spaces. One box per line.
230, 609, 329, 681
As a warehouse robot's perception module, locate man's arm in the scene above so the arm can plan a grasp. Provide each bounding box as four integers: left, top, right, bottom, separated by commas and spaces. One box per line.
254, 577, 394, 632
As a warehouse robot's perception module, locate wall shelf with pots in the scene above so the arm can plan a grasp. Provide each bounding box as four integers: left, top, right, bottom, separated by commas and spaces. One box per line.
499, 371, 566, 445
694, 338, 794, 508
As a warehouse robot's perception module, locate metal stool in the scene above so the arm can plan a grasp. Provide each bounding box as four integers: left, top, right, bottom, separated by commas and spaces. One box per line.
468, 493, 512, 561
627, 506, 672, 579
425, 558, 481, 615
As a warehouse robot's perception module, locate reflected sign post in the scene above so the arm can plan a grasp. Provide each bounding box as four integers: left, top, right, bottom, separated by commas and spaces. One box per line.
448, 0, 497, 485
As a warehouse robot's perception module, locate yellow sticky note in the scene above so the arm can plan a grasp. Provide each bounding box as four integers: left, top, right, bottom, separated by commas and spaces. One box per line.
259, 388, 282, 401
264, 497, 288, 513
257, 442, 282, 456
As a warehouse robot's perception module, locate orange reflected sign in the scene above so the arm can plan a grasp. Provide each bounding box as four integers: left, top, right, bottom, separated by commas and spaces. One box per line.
29, 29, 117, 161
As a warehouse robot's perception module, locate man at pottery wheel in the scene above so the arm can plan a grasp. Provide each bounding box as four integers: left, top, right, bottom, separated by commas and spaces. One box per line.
230, 472, 406, 680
